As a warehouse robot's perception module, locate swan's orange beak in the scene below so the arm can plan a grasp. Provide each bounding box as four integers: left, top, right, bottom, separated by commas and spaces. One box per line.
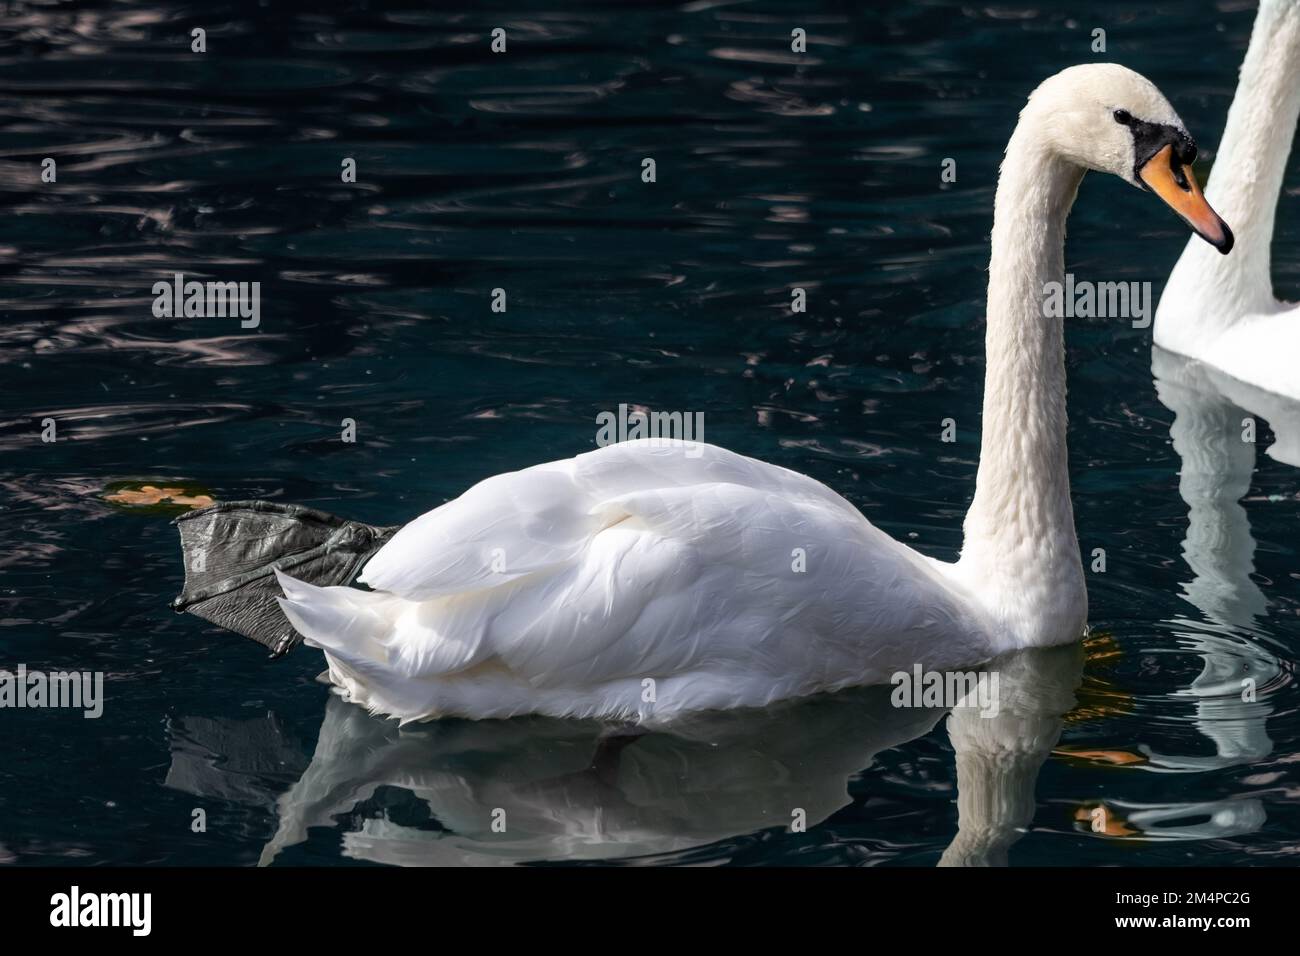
1138, 144, 1233, 254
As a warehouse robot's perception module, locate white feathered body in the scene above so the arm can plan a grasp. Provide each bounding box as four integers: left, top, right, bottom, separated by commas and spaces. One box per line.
277, 440, 998, 724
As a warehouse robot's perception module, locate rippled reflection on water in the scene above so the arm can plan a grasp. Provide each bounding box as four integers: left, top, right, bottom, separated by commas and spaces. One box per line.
0, 1, 1297, 865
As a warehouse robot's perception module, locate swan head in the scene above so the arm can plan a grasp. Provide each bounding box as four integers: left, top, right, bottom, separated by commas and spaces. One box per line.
1024, 63, 1233, 254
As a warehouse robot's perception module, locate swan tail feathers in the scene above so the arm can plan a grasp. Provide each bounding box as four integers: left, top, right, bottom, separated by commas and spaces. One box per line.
274, 570, 448, 721
273, 569, 394, 660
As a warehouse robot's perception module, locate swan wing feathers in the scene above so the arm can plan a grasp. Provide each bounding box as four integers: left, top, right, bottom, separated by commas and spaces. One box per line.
278, 440, 977, 692
356, 439, 861, 600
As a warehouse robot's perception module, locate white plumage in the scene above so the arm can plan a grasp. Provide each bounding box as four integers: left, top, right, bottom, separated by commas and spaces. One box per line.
278, 439, 991, 723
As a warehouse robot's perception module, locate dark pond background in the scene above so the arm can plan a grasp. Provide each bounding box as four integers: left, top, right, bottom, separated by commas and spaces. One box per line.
0, 0, 1296, 865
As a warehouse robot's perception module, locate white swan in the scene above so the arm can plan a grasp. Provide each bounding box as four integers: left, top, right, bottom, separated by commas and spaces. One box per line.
1154, 0, 1300, 399
274, 64, 1232, 725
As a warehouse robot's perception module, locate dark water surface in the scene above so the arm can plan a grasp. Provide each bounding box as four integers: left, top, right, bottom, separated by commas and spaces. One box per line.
0, 1, 1297, 865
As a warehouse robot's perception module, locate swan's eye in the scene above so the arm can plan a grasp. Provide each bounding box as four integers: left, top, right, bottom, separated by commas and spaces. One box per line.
1113, 109, 1132, 124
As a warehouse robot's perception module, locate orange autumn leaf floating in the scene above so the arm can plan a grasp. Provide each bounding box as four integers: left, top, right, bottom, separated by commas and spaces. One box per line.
1054, 747, 1147, 767
1074, 804, 1140, 837
104, 483, 215, 511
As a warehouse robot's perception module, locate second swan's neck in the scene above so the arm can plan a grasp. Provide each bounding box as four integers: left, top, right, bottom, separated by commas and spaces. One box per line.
1211, 0, 1300, 268
958, 121, 1087, 645
1165, 0, 1300, 318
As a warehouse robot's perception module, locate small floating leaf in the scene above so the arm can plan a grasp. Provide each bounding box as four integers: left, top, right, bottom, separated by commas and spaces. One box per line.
1073, 803, 1139, 837
1054, 747, 1147, 767
103, 482, 215, 512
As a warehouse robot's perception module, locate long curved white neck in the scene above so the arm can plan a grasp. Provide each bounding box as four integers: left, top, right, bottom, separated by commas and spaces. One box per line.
1166, 0, 1300, 318
958, 118, 1087, 644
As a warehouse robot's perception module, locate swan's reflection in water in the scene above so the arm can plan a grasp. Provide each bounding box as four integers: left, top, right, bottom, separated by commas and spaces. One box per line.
939, 645, 1080, 866
1149, 348, 1295, 778
167, 644, 1084, 866
260, 685, 949, 866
